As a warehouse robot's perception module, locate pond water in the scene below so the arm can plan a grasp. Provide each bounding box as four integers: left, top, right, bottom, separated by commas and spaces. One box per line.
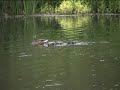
0, 15, 120, 90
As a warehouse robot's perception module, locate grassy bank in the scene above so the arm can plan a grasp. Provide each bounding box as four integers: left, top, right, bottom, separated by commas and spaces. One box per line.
0, 0, 120, 15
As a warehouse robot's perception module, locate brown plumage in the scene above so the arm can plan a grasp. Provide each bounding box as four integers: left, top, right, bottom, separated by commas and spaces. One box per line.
32, 39, 48, 45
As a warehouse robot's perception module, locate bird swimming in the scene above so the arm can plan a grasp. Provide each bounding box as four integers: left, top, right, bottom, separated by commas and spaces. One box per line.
31, 39, 96, 47
31, 39, 48, 46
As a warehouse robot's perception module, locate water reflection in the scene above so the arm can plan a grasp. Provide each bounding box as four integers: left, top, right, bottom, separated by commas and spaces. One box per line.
0, 15, 120, 90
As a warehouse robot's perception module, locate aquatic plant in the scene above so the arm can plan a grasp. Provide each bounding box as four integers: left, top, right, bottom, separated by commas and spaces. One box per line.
55, 0, 90, 14
23, 0, 39, 15
0, 0, 120, 15
36, 3, 54, 14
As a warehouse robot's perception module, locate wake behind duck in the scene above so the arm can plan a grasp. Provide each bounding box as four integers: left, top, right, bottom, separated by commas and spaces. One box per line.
31, 39, 96, 47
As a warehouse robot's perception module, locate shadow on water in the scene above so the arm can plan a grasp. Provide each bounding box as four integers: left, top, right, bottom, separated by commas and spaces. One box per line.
0, 15, 120, 90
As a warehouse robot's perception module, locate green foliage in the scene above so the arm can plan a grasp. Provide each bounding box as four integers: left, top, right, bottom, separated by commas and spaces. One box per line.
55, 0, 90, 14
0, 1, 23, 15
84, 0, 120, 13
55, 1, 73, 14
36, 3, 54, 14
0, 0, 120, 15
23, 0, 39, 15
74, 1, 90, 13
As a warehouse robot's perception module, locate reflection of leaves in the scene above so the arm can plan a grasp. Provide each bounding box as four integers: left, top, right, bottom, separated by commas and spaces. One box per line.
34, 17, 63, 40
34, 16, 90, 40
36, 17, 61, 30
55, 16, 90, 40
56, 16, 89, 29
32, 16, 120, 41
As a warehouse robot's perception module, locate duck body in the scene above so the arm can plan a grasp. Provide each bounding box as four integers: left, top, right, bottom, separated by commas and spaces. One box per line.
43, 41, 67, 47
32, 39, 96, 47
32, 39, 48, 46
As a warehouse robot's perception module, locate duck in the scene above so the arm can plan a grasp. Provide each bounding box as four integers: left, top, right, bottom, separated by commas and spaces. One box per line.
32, 39, 48, 46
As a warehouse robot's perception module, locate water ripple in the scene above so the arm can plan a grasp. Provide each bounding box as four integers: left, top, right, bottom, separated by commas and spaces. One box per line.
19, 53, 32, 58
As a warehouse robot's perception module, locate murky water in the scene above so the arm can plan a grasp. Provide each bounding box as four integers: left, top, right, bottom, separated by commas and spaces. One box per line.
0, 15, 120, 90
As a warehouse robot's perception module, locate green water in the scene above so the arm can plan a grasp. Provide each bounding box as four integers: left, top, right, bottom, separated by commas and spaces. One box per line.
0, 15, 120, 90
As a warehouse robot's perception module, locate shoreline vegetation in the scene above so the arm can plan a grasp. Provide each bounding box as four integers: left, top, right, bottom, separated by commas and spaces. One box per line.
1, 13, 120, 18
1, 13, 120, 20
0, 0, 120, 17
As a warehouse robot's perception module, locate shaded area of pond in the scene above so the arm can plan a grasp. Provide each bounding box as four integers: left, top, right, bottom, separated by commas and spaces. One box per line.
0, 15, 120, 90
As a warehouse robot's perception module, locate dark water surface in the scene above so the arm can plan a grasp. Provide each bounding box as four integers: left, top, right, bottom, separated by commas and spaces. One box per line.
0, 15, 120, 90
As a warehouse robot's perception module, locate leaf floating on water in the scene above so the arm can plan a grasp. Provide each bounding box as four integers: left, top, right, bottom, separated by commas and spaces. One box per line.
59, 73, 64, 76
45, 83, 62, 87
19, 54, 32, 57
20, 52, 26, 55
42, 54, 47, 57
100, 59, 105, 62
54, 83, 63, 86
92, 74, 96, 76
18, 58, 22, 60
45, 84, 53, 87
99, 41, 110, 44
35, 85, 40, 88
46, 80, 53, 82
92, 84, 96, 87
91, 69, 96, 72
109, 88, 113, 90
18, 78, 22, 80
101, 84, 105, 86
114, 84, 119, 87
114, 57, 118, 60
